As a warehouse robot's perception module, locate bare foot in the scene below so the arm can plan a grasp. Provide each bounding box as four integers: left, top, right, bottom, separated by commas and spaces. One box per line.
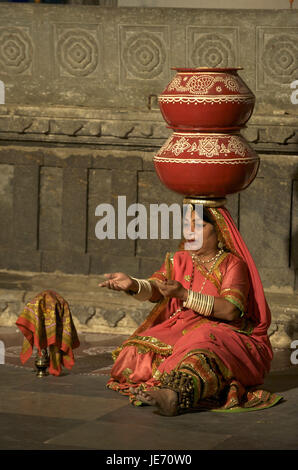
129, 386, 152, 405
130, 387, 178, 416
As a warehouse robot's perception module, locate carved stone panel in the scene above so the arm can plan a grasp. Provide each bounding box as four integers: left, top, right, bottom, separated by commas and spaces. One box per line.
88, 167, 137, 257
39, 167, 63, 251
257, 27, 298, 90
136, 171, 183, 260
0, 164, 14, 248
292, 180, 298, 290
53, 23, 103, 80
187, 27, 239, 68
0, 26, 33, 76
119, 25, 169, 83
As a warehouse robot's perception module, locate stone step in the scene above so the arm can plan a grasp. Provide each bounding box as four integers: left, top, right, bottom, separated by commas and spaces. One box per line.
0, 270, 152, 335
0, 270, 297, 348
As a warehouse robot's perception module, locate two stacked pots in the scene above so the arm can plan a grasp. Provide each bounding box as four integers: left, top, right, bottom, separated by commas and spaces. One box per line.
154, 67, 259, 199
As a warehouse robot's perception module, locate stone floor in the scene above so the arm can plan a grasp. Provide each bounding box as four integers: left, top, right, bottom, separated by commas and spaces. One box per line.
0, 326, 298, 452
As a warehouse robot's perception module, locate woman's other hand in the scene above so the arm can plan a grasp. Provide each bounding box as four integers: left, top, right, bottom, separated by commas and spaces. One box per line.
98, 272, 138, 292
154, 280, 187, 301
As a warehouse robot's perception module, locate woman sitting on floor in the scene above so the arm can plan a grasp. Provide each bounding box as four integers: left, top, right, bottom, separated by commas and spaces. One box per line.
100, 205, 281, 416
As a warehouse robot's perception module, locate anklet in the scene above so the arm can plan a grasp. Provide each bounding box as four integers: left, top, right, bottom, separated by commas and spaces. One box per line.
160, 370, 194, 414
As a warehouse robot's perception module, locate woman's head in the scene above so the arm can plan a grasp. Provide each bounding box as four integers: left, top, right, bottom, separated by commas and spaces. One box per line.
183, 205, 226, 254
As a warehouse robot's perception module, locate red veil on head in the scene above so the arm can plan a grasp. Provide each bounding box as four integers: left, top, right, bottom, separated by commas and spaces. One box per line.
209, 207, 272, 340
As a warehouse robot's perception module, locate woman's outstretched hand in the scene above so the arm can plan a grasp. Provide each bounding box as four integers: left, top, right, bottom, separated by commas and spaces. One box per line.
98, 272, 137, 292
154, 279, 187, 301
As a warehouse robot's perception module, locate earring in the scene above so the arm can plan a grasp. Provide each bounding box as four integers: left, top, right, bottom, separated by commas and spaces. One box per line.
218, 240, 224, 249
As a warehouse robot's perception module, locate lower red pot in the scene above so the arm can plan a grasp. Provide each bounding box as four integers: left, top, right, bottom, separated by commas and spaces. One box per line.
154, 132, 259, 197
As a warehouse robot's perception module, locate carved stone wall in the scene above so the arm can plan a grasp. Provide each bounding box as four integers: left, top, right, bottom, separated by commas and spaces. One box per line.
0, 6, 297, 115
0, 143, 297, 294
0, 5, 297, 295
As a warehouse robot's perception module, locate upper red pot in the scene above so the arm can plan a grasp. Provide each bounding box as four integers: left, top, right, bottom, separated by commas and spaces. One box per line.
159, 67, 255, 131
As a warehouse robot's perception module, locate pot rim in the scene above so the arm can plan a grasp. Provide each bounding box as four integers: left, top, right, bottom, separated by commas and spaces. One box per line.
171, 67, 243, 73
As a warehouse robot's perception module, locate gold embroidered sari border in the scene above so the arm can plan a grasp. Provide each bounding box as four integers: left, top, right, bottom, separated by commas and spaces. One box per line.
121, 335, 173, 356
208, 208, 239, 257
178, 348, 234, 381
192, 251, 228, 292
222, 295, 245, 317
221, 287, 246, 302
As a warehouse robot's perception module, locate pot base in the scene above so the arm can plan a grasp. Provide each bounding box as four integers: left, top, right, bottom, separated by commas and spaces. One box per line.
183, 197, 227, 208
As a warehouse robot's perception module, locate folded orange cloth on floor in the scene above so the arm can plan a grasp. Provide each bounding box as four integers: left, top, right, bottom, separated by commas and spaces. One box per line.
16, 290, 80, 376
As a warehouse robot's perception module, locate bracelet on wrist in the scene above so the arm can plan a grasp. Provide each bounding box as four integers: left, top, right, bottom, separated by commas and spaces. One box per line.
183, 289, 214, 317
125, 277, 152, 301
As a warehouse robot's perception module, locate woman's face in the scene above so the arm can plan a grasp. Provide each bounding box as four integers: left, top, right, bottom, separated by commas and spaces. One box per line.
184, 210, 218, 254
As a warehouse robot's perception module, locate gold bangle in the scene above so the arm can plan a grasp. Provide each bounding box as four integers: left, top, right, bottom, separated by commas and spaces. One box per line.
183, 290, 214, 317
128, 278, 153, 301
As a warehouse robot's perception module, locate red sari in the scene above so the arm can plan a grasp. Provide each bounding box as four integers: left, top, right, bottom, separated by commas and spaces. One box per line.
107, 208, 282, 412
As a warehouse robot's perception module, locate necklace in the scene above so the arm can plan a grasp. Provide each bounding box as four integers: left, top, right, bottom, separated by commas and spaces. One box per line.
191, 249, 223, 294
192, 249, 224, 265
